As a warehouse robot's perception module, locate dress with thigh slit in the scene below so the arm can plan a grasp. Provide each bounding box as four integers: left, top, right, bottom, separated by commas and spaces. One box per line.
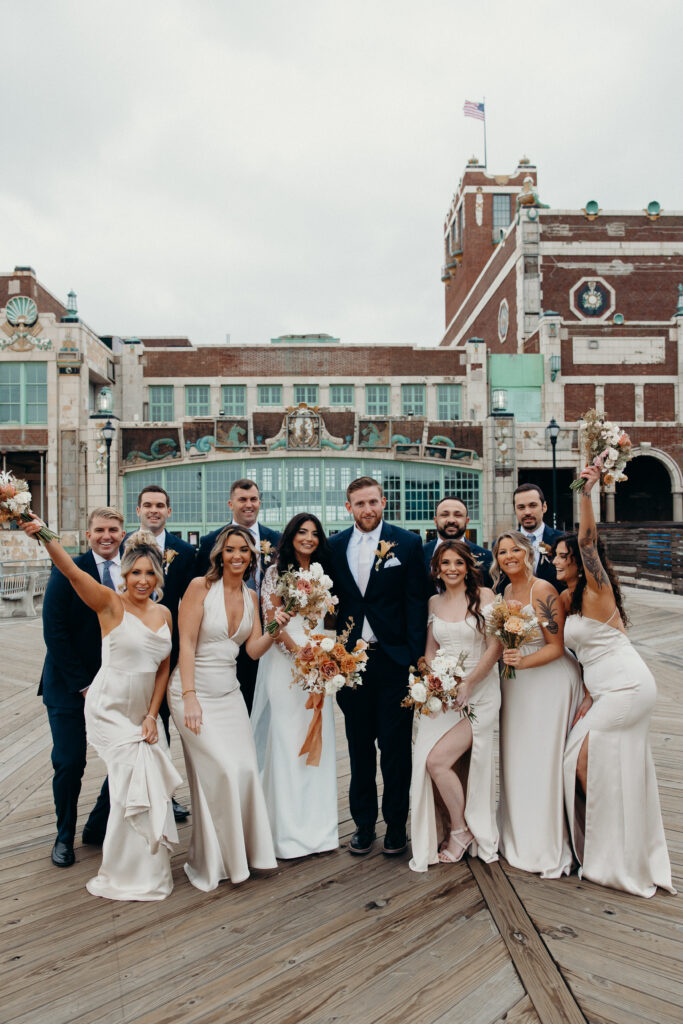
563, 613, 675, 897
409, 612, 500, 872
168, 580, 277, 890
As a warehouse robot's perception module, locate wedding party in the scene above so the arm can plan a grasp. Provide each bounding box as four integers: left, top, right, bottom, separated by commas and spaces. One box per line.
16, 470, 675, 905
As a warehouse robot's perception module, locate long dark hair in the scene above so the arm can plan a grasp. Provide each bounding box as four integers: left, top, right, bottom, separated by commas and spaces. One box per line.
275, 513, 333, 577
553, 532, 629, 626
431, 540, 486, 633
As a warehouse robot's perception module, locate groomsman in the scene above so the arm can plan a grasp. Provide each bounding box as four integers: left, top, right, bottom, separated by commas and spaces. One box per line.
134, 485, 195, 820
512, 482, 564, 589
330, 477, 428, 857
195, 478, 280, 712
38, 507, 124, 867
423, 495, 493, 588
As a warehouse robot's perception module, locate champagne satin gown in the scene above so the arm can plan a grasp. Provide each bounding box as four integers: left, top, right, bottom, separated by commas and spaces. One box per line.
498, 592, 582, 878
84, 612, 181, 901
251, 566, 338, 859
168, 580, 277, 890
563, 613, 675, 897
409, 613, 500, 872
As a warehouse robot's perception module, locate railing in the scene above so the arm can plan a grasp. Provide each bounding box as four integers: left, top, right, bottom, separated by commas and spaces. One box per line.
599, 524, 683, 594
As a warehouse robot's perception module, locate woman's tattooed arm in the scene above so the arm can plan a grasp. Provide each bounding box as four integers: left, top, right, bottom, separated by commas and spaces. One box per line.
536, 593, 559, 634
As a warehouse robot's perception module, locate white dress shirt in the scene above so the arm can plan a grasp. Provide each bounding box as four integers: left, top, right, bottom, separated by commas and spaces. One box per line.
347, 522, 382, 642
520, 524, 544, 571
93, 551, 123, 592
246, 522, 262, 586
154, 529, 167, 554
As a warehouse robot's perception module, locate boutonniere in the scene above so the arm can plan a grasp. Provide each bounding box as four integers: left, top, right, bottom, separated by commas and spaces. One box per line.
163, 549, 178, 575
538, 541, 552, 558
260, 540, 273, 565
374, 539, 398, 571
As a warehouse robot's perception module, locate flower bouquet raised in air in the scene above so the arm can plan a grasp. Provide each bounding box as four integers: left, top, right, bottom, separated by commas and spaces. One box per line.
265, 561, 338, 635
401, 649, 474, 721
291, 619, 368, 765
483, 596, 543, 680
570, 408, 633, 493
0, 471, 58, 543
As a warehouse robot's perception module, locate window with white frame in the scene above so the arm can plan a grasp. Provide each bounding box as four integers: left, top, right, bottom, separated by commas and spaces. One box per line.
185, 385, 210, 417
436, 384, 461, 420
365, 384, 390, 416
257, 384, 283, 406
221, 385, 246, 416
329, 384, 354, 407
149, 385, 174, 421
293, 384, 319, 406
401, 384, 425, 416
492, 194, 512, 231
0, 362, 47, 424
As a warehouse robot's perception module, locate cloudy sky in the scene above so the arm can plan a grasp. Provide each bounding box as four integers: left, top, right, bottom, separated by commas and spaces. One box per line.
2, 1, 682, 348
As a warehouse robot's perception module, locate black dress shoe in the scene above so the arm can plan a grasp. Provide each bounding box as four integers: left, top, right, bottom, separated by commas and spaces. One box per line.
383, 828, 408, 856
172, 798, 190, 821
51, 840, 75, 867
82, 826, 105, 846
349, 827, 376, 855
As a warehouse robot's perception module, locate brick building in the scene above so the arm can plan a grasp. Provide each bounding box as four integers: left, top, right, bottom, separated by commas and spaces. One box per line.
1, 161, 682, 557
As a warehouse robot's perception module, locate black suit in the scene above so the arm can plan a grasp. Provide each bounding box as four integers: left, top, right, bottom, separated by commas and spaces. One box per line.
39, 551, 110, 845
195, 522, 281, 713
423, 537, 493, 591
125, 530, 195, 742
494, 524, 565, 593
330, 522, 428, 833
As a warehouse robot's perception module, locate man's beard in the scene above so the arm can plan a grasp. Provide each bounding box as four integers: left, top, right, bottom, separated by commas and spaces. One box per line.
437, 526, 466, 540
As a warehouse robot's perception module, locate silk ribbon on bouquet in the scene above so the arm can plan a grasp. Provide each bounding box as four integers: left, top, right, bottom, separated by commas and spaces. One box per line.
298, 691, 325, 766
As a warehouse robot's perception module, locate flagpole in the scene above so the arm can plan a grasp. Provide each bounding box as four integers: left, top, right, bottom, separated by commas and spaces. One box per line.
483, 96, 487, 168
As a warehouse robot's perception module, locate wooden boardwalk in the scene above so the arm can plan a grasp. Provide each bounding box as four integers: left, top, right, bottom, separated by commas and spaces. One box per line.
1, 588, 680, 1024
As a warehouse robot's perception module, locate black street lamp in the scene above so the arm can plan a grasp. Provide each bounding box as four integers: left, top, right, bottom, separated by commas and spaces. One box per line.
547, 417, 560, 528
101, 419, 116, 506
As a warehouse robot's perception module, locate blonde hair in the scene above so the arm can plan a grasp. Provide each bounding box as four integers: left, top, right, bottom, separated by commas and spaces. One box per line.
205, 525, 258, 586
119, 530, 164, 601
491, 531, 535, 589
87, 506, 124, 529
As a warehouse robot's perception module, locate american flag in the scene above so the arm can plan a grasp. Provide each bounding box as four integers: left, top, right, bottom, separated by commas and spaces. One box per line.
463, 100, 485, 122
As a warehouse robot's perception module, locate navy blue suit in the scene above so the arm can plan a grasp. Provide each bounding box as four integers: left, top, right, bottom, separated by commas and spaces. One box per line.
39, 551, 110, 845
195, 522, 281, 713
330, 521, 428, 833
423, 537, 493, 591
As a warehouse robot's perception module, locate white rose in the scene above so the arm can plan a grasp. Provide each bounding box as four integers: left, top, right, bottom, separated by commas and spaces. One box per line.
320, 574, 333, 589
320, 637, 335, 652
331, 674, 345, 689
427, 696, 443, 714
410, 682, 427, 703
15, 492, 31, 507
441, 676, 457, 693
309, 563, 324, 579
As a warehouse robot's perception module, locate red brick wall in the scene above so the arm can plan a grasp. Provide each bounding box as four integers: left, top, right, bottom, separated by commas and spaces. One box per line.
442, 231, 518, 347
644, 383, 675, 422
564, 384, 596, 421
604, 383, 635, 422
0, 428, 49, 446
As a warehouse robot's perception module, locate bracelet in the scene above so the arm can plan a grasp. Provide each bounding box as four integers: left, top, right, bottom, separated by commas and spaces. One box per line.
182, 689, 196, 697
144, 713, 157, 722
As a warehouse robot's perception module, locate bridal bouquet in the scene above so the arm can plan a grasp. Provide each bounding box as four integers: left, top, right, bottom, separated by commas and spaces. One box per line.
570, 408, 633, 493
483, 596, 543, 680
401, 649, 474, 721
291, 620, 368, 765
0, 471, 58, 543
265, 561, 338, 635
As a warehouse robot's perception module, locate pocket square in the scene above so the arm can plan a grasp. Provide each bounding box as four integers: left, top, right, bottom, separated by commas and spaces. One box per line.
383, 556, 402, 568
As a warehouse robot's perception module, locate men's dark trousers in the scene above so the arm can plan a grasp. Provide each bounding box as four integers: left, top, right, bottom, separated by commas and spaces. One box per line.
46, 705, 110, 844
236, 646, 258, 715
336, 647, 412, 832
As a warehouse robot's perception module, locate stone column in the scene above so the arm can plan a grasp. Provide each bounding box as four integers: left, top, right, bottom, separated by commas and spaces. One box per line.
673, 491, 683, 523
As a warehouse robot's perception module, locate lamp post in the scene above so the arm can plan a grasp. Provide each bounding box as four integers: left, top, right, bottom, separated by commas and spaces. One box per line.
547, 417, 560, 528
101, 419, 115, 505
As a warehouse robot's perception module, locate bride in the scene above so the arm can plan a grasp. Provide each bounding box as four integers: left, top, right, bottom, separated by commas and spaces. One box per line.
251, 514, 339, 859
409, 540, 501, 871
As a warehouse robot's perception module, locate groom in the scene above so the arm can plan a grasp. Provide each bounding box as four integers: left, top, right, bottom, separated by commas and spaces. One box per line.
330, 477, 428, 856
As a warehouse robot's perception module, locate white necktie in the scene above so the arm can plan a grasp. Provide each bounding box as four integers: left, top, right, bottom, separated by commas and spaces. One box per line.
357, 535, 374, 595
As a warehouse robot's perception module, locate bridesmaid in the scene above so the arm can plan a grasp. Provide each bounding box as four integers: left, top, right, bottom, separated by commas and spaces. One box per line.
20, 517, 181, 900
409, 541, 502, 871
493, 532, 581, 878
168, 525, 290, 891
553, 464, 675, 897
251, 514, 339, 859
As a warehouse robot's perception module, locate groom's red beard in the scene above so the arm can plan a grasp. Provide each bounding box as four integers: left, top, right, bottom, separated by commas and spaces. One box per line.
354, 511, 383, 532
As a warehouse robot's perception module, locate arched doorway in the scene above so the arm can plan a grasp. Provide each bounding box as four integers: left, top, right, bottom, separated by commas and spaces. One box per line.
614, 455, 672, 522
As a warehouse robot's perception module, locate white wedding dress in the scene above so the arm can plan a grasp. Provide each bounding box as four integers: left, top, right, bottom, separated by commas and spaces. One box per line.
410, 613, 500, 872
168, 580, 277, 890
498, 588, 582, 878
251, 566, 338, 859
84, 612, 181, 901
563, 614, 675, 897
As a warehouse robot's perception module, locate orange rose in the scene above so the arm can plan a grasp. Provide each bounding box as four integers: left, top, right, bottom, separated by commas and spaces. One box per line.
299, 644, 316, 664
332, 643, 346, 661
504, 616, 525, 634
340, 654, 357, 674
320, 660, 338, 679
506, 600, 523, 613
